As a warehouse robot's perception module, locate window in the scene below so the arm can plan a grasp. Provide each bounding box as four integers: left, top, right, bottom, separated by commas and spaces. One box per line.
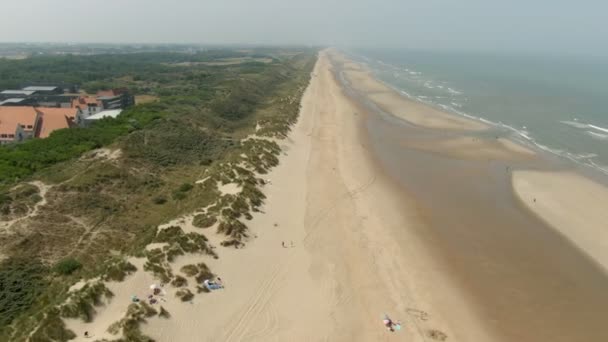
8, 134, 14, 138
0, 134, 7, 138
27, 125, 33, 129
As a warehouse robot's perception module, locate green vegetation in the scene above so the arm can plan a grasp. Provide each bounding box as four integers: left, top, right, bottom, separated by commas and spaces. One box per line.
0, 183, 41, 218
192, 213, 217, 228
60, 282, 113, 322
106, 303, 156, 341
102, 258, 138, 282
53, 258, 82, 275
158, 306, 170, 319
175, 288, 194, 302
171, 275, 188, 287
180, 264, 199, 277
0, 258, 48, 328
0, 46, 316, 341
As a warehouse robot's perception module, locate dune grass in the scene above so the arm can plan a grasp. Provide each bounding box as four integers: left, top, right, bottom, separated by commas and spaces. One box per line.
0, 47, 316, 341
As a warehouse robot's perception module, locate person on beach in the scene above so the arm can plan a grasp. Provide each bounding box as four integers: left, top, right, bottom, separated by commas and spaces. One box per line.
383, 314, 401, 332
383, 316, 394, 331
282, 241, 285, 248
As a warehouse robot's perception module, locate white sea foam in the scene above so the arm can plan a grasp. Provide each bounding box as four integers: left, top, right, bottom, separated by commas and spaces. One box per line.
450, 102, 463, 108
356, 56, 608, 177
446, 87, 462, 95
561, 120, 608, 136
576, 153, 599, 159
587, 131, 608, 140
561, 120, 589, 129
589, 124, 608, 134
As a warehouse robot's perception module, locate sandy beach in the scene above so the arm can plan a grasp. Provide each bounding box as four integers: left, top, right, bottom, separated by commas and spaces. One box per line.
63, 50, 608, 342
139, 50, 492, 341
513, 170, 608, 272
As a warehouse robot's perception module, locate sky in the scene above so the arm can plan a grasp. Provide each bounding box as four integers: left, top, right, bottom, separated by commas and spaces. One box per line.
1, 0, 606, 56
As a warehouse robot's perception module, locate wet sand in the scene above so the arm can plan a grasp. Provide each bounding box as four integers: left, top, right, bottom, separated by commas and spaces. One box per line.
68, 50, 608, 342
332, 51, 608, 341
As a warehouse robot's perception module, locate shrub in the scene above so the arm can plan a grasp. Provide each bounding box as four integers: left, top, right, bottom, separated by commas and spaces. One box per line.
175, 288, 194, 302
60, 282, 113, 322
192, 213, 217, 228
194, 263, 214, 284
0, 258, 48, 328
172, 191, 187, 200
53, 258, 82, 275
171, 275, 188, 287
178, 183, 193, 192
102, 259, 138, 282
158, 306, 170, 319
180, 264, 199, 277
152, 196, 167, 205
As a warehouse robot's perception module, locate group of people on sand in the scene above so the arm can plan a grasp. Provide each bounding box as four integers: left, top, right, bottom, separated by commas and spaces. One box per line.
204, 277, 224, 290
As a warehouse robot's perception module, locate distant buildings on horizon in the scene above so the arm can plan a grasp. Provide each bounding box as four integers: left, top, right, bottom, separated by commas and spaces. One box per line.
0, 85, 134, 144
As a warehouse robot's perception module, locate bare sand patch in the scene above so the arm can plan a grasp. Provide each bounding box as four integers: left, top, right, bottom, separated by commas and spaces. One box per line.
337, 56, 488, 132
86, 148, 122, 161
368, 92, 488, 131
135, 95, 159, 105
217, 182, 242, 195
498, 138, 535, 155
513, 171, 608, 271
402, 136, 536, 161
343, 69, 392, 94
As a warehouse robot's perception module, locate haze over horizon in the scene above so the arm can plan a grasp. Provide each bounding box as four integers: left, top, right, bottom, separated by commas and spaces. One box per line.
1, 0, 606, 57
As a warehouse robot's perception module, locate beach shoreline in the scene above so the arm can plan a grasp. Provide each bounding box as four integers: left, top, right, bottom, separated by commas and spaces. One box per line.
333, 49, 608, 341
64, 49, 608, 342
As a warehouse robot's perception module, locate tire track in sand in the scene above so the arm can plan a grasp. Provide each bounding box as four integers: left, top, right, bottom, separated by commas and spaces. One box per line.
221, 264, 284, 342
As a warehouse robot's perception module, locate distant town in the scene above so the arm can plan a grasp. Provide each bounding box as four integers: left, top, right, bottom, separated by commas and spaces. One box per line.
0, 84, 133, 144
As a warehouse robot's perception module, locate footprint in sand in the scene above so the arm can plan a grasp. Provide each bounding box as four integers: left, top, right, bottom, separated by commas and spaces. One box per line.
428, 329, 448, 341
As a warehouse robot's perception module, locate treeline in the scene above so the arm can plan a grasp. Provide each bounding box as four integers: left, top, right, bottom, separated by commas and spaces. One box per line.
0, 50, 267, 91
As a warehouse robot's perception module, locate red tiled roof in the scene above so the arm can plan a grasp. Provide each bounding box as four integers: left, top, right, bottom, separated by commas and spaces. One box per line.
72, 96, 100, 109
0, 107, 38, 141
36, 107, 80, 138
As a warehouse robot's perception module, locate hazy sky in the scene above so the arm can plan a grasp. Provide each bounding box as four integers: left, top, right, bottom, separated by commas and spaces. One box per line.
1, 0, 606, 56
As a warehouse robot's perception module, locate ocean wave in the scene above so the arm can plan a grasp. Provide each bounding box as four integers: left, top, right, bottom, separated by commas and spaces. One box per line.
447, 87, 462, 95
450, 102, 463, 108
561, 120, 589, 129
353, 55, 608, 177
399, 90, 412, 98
589, 124, 608, 134
561, 120, 608, 136
587, 131, 608, 140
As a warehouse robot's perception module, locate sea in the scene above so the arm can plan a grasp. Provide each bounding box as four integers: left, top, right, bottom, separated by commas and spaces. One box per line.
347, 48, 608, 176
